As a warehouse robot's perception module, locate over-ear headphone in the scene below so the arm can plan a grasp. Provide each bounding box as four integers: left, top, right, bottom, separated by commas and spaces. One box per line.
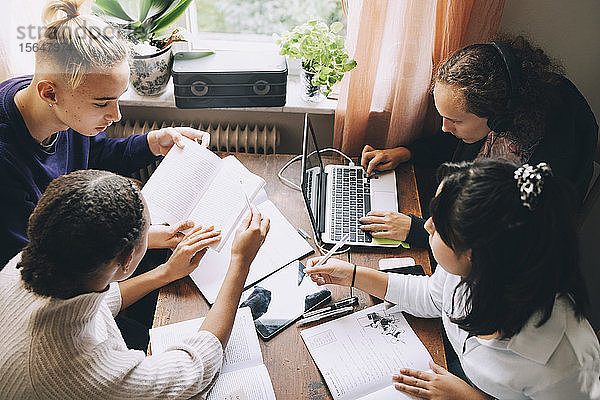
486, 42, 520, 132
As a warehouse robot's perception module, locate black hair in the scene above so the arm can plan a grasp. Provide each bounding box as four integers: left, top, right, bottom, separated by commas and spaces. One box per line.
434, 35, 565, 143
18, 169, 146, 299
430, 158, 588, 338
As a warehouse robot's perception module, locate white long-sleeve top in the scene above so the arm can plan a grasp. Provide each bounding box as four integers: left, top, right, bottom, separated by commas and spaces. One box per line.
0, 254, 223, 399
385, 266, 600, 399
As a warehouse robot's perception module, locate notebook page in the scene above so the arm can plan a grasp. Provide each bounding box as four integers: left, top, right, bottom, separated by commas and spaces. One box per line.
190, 199, 314, 304
207, 364, 276, 400
300, 303, 432, 400
149, 307, 262, 372
141, 138, 222, 225
187, 155, 265, 252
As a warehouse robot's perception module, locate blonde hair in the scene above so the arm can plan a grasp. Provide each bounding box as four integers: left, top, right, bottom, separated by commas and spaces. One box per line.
37, 0, 128, 88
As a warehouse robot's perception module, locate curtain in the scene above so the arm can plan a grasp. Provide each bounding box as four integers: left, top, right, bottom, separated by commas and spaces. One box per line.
334, 0, 505, 156
0, 9, 13, 81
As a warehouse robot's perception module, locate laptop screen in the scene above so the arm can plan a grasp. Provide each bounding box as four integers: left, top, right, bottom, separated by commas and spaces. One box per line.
300, 114, 324, 241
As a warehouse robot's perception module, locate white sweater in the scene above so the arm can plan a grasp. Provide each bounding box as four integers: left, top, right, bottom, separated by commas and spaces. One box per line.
386, 266, 600, 399
0, 254, 223, 399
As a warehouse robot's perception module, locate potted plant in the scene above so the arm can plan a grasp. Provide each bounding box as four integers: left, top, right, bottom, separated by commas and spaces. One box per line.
276, 20, 357, 102
93, 0, 193, 96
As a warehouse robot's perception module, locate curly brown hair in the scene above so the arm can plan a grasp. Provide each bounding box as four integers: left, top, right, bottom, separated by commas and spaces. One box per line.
18, 170, 147, 299
434, 35, 565, 144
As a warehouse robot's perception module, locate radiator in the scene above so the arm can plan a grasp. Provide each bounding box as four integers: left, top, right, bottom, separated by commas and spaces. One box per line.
104, 119, 280, 182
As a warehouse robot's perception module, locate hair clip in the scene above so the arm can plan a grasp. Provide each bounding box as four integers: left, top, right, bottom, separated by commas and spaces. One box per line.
513, 162, 552, 210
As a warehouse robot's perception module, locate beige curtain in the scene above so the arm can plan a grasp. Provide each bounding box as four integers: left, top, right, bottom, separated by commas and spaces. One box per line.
334, 0, 505, 156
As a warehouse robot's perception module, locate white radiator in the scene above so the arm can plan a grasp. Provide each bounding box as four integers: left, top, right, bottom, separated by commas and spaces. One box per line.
104, 119, 280, 182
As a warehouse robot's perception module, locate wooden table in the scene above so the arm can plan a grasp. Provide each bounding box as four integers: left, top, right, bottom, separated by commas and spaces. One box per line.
151, 153, 446, 399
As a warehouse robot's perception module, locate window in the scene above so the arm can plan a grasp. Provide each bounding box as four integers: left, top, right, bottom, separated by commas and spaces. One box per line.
188, 0, 346, 56
193, 0, 344, 35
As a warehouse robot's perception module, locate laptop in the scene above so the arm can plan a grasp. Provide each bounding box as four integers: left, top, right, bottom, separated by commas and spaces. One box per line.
300, 114, 400, 247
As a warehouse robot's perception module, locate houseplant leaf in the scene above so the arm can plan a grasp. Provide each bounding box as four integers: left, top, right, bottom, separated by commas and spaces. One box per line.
151, 0, 193, 35
94, 0, 133, 21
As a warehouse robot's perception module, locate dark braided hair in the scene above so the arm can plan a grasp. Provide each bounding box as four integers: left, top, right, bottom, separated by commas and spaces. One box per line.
18, 170, 147, 299
430, 158, 588, 338
434, 35, 565, 144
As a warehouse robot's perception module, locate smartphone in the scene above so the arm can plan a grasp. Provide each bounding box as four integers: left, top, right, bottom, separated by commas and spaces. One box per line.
378, 257, 416, 271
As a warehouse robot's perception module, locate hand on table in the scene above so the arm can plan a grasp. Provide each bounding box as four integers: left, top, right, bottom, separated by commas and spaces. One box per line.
393, 360, 494, 400
147, 220, 194, 249
158, 225, 221, 283
360, 145, 411, 177
359, 210, 412, 242
147, 127, 211, 156
305, 257, 354, 287
230, 206, 270, 270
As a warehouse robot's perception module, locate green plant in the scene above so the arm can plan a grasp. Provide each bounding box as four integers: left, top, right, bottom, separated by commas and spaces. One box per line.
275, 20, 357, 96
92, 0, 192, 50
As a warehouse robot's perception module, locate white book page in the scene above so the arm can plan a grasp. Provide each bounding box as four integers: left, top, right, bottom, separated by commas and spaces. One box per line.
141, 138, 221, 225
300, 303, 432, 400
190, 199, 313, 304
358, 384, 419, 400
188, 156, 265, 252
149, 308, 263, 372
207, 364, 276, 400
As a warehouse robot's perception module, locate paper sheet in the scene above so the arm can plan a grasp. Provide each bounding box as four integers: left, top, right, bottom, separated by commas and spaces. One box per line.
142, 138, 221, 225
149, 307, 262, 373
301, 303, 432, 400
190, 198, 313, 304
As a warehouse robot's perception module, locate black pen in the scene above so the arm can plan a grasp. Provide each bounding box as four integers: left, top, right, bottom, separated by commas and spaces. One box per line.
297, 306, 354, 326
302, 296, 358, 319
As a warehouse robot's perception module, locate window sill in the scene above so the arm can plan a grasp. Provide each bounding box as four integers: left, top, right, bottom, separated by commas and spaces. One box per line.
119, 75, 337, 115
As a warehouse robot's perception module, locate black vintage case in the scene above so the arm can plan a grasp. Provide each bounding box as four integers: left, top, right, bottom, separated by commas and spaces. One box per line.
172, 50, 287, 108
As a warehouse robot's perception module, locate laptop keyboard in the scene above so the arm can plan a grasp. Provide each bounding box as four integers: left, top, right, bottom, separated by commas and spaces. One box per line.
330, 168, 372, 243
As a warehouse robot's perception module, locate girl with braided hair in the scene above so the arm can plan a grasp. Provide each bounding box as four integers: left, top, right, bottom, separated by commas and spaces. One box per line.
306, 158, 600, 399
0, 169, 270, 398
359, 36, 597, 248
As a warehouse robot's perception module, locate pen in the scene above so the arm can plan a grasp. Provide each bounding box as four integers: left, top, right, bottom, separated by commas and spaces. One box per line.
240, 179, 252, 213
297, 227, 311, 240
296, 306, 354, 326
302, 296, 358, 318
312, 232, 350, 269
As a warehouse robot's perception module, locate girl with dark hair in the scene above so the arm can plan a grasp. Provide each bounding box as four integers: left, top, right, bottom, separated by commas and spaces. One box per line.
0, 169, 270, 399
359, 36, 598, 248
306, 158, 600, 399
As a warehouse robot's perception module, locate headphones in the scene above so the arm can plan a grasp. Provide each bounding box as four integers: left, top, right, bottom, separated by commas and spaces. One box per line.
486, 42, 520, 132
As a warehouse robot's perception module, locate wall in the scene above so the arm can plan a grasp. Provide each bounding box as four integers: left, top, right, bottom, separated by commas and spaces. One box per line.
500, 0, 600, 330
499, 0, 600, 128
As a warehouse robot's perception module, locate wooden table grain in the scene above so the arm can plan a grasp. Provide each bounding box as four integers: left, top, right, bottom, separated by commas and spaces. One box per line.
151, 153, 446, 399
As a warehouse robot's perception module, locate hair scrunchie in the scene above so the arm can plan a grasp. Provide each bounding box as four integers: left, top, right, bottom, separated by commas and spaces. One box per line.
513, 162, 553, 210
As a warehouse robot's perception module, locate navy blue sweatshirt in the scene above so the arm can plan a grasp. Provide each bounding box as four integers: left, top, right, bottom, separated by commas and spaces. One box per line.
0, 76, 160, 266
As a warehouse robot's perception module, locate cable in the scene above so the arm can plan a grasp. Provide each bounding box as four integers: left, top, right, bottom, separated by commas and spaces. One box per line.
314, 231, 351, 256
277, 154, 303, 190
277, 147, 355, 191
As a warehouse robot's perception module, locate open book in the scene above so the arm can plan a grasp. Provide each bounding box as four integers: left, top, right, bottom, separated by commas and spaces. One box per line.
150, 307, 276, 400
301, 303, 433, 400
190, 193, 314, 304
141, 137, 265, 252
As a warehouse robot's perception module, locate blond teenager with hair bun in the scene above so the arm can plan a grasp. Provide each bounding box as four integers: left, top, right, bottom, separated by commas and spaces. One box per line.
0, 0, 210, 267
